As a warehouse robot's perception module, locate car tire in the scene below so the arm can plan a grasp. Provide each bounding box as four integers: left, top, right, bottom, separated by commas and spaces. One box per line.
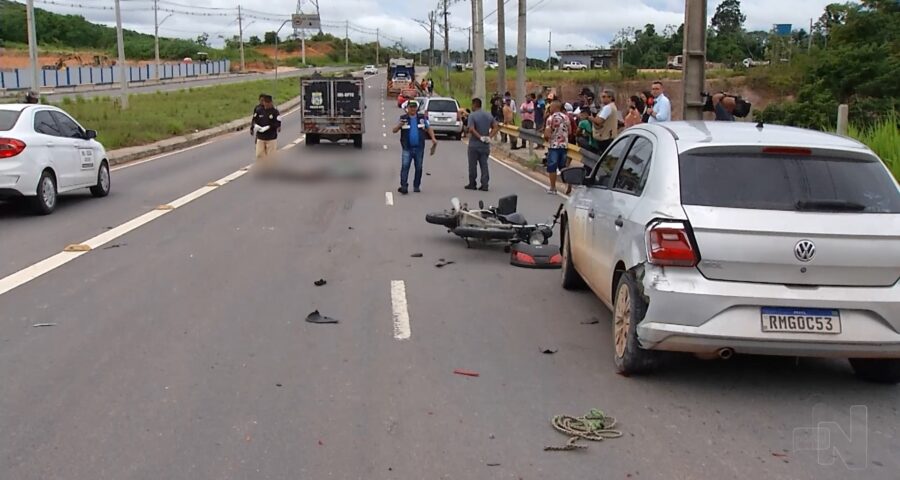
849, 358, 900, 384
455, 132, 462, 141
612, 272, 658, 376
425, 212, 459, 229
90, 161, 110, 197
561, 224, 586, 290
31, 170, 57, 215
353, 135, 363, 149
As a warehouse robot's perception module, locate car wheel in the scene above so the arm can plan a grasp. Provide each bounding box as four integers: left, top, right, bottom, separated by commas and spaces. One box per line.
561, 224, 586, 290
849, 358, 900, 384
612, 272, 658, 376
31, 170, 57, 215
90, 161, 110, 197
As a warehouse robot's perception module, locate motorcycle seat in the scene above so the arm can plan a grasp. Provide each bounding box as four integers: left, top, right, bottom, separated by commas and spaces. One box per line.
499, 212, 527, 225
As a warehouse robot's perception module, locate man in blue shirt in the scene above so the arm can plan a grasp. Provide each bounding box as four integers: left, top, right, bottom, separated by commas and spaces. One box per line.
391, 100, 438, 194
647, 81, 671, 123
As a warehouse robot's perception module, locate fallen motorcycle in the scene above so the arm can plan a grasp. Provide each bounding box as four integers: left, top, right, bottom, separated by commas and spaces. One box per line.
425, 195, 564, 268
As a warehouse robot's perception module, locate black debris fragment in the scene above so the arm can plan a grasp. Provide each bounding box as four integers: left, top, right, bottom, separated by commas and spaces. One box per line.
314, 279, 327, 286
541, 348, 558, 354
276, 383, 283, 387
410, 253, 424, 258
32, 323, 57, 327
103, 243, 126, 250
305, 310, 339, 324
580, 318, 600, 325
435, 260, 455, 268
487, 463, 501, 467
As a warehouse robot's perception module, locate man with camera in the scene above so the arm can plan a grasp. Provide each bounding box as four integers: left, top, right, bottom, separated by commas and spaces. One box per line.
702, 91, 751, 121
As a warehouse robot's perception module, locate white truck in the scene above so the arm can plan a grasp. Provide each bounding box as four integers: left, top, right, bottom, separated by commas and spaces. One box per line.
562, 60, 588, 71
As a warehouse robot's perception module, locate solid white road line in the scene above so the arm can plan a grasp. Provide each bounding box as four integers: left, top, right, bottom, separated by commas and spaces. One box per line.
385, 192, 394, 206
0, 165, 252, 298
391, 280, 411, 340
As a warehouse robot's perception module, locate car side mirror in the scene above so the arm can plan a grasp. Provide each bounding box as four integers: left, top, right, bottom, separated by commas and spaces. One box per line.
84, 129, 97, 140
560, 167, 586, 186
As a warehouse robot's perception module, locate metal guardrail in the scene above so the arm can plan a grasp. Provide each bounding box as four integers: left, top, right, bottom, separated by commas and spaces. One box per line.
497, 123, 601, 170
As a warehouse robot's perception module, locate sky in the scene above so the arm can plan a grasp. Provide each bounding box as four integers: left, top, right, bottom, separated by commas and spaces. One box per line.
28, 0, 852, 57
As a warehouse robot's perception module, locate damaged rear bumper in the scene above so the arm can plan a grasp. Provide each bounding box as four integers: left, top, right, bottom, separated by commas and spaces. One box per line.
636, 266, 900, 358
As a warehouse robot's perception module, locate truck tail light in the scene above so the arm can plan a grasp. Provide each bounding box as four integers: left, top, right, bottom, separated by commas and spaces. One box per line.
0, 138, 26, 159
645, 221, 699, 267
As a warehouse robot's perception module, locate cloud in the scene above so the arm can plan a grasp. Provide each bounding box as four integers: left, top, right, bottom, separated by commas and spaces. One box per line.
32, 0, 849, 56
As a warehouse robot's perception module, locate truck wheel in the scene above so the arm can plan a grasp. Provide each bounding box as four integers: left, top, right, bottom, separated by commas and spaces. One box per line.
306, 134, 319, 146
353, 135, 363, 149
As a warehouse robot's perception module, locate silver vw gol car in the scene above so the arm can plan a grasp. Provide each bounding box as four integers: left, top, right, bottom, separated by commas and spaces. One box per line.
559, 121, 900, 383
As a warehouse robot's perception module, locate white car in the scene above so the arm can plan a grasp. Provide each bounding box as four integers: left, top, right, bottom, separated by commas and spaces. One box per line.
0, 104, 110, 215
560, 122, 900, 382
363, 65, 378, 75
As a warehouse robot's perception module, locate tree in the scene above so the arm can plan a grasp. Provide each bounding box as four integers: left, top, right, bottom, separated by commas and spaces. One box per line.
249, 35, 261, 46
711, 0, 746, 35
264, 31, 277, 45
196, 32, 209, 48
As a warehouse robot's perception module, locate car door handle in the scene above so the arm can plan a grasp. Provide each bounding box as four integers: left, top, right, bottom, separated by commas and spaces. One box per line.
614, 216, 624, 227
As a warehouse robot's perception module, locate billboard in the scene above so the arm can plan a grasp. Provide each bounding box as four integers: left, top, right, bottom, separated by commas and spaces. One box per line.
292, 14, 321, 30
773, 24, 792, 36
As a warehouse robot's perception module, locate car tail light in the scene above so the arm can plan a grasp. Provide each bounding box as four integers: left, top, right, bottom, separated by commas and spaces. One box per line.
457, 111, 461, 121
762, 146, 811, 156
0, 138, 26, 159
645, 221, 699, 267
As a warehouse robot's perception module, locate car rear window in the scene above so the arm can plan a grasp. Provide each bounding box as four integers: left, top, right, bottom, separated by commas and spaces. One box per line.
679, 152, 900, 213
0, 110, 21, 131
427, 100, 457, 112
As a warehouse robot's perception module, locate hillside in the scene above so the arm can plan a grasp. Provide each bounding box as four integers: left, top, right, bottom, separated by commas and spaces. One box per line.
0, 0, 212, 61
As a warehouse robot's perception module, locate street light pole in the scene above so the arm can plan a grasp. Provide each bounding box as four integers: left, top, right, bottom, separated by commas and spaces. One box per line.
274, 19, 291, 95
154, 0, 160, 81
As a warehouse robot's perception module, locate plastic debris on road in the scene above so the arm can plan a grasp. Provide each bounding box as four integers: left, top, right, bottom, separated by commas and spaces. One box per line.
453, 369, 480, 377
314, 279, 327, 286
305, 310, 339, 324
32, 323, 57, 327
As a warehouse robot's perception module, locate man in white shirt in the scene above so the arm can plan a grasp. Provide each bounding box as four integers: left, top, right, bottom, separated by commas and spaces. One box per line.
647, 81, 671, 123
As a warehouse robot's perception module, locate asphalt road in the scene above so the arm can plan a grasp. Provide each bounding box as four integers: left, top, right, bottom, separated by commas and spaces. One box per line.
1, 73, 898, 480
42, 66, 354, 101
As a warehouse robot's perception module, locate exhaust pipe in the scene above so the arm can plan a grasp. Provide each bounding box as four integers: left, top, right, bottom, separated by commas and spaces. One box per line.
717, 347, 735, 360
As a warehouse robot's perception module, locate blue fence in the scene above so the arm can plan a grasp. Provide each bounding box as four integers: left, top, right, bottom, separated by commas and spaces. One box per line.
0, 60, 231, 90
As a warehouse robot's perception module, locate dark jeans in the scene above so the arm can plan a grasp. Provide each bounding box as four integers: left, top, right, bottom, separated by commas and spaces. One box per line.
467, 147, 490, 188
518, 119, 535, 148
401, 147, 425, 189
596, 138, 613, 155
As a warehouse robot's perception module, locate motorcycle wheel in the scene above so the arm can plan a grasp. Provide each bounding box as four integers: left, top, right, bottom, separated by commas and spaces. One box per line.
452, 226, 516, 240
425, 212, 459, 229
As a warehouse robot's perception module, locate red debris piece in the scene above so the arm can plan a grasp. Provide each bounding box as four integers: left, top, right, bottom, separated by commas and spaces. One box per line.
453, 369, 480, 377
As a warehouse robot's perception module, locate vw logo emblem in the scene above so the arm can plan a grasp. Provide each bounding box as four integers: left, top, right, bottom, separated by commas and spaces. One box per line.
794, 240, 816, 262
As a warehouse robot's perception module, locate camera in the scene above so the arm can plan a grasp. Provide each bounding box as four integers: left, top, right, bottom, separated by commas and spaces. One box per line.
701, 91, 751, 118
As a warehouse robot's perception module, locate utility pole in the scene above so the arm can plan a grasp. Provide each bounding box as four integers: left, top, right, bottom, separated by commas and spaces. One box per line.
25, 0, 39, 98
114, 0, 129, 108
153, 0, 160, 81
682, 0, 707, 120
808, 18, 813, 53
547, 31, 551, 70
467, 27, 472, 64
301, 29, 306, 65
516, 0, 526, 108
428, 11, 436, 68
345, 20, 349, 64
376, 28, 380, 66
472, 0, 486, 101
443, 0, 450, 93
237, 5, 245, 72
496, 0, 506, 94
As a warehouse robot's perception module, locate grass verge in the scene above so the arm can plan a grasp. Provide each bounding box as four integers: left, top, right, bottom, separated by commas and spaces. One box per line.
53, 77, 303, 150
849, 114, 899, 180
